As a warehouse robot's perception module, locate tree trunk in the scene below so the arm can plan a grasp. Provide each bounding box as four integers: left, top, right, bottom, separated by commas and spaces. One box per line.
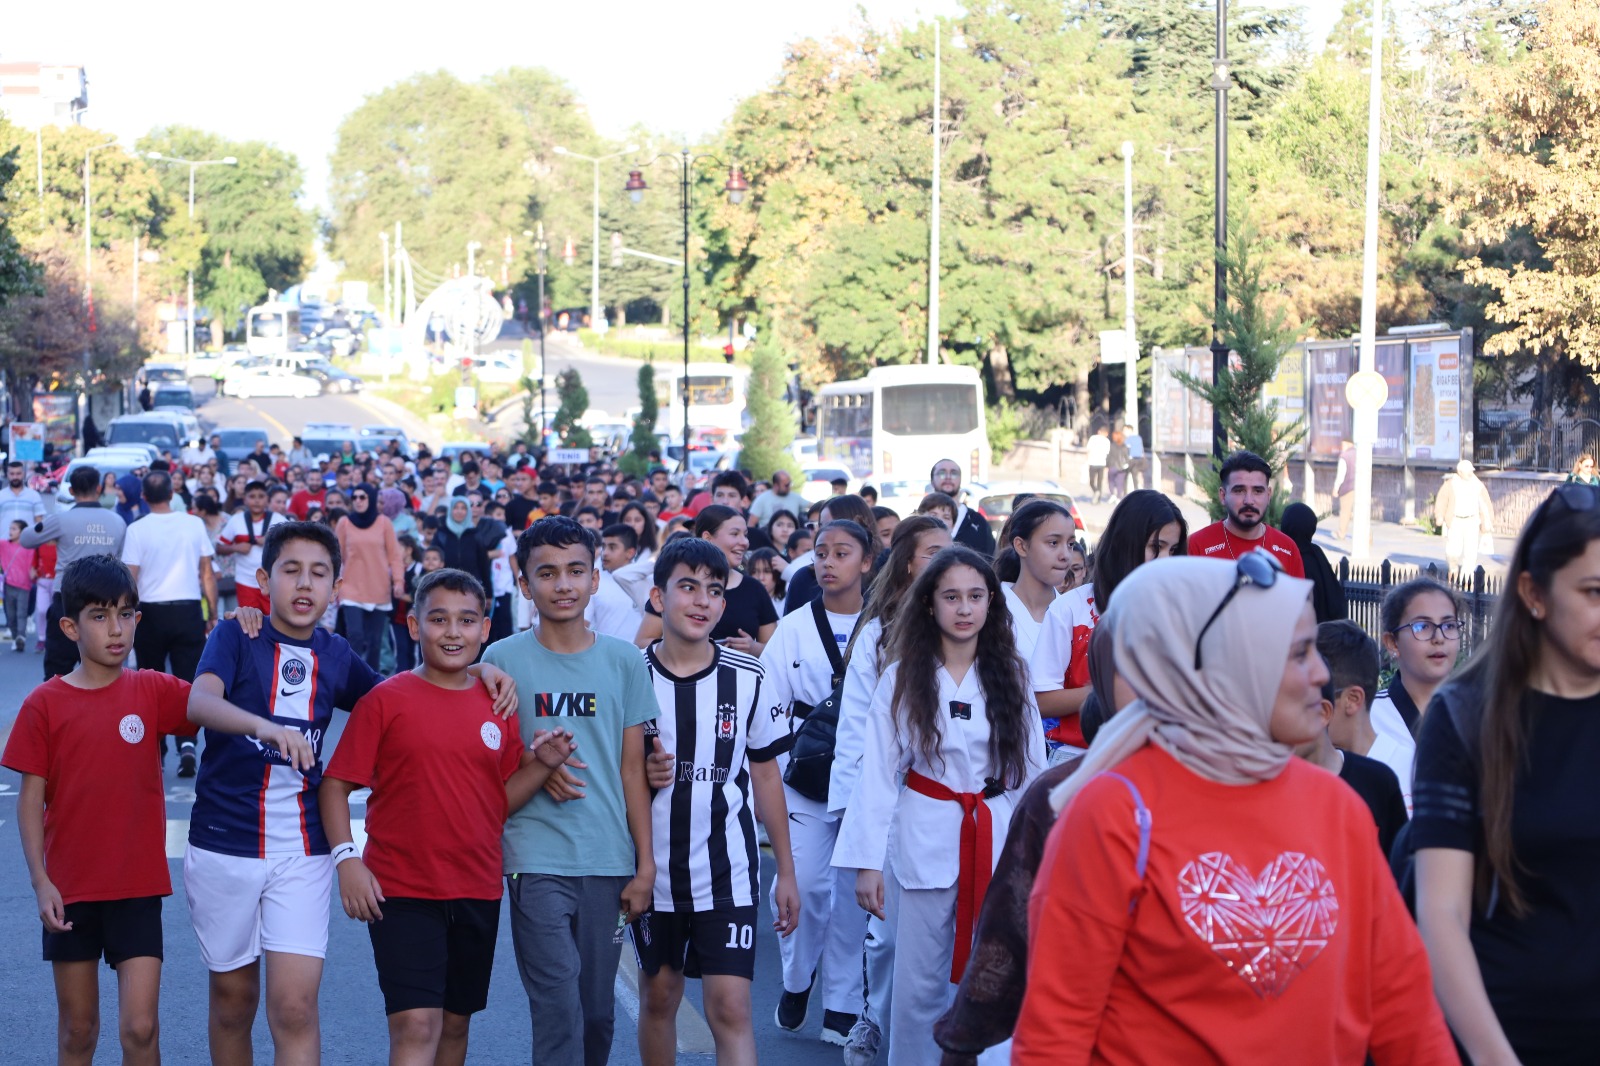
616, 305, 627, 328
1073, 364, 1091, 440
988, 345, 1015, 400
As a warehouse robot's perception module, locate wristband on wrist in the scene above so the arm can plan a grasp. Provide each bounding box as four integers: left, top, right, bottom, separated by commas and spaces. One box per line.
331, 842, 360, 866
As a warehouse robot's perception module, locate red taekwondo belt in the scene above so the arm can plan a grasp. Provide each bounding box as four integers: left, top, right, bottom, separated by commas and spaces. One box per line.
904, 768, 994, 984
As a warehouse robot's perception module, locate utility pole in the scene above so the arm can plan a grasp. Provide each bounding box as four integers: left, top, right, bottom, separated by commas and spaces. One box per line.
1349, 0, 1388, 560
1210, 0, 1230, 460
929, 27, 943, 366
1122, 140, 1139, 437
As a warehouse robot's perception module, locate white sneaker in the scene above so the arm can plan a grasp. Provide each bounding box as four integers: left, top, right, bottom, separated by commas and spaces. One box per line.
841, 1017, 881, 1066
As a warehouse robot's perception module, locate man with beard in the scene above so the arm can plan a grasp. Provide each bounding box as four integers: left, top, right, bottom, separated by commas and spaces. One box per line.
0, 460, 45, 534
1185, 450, 1305, 577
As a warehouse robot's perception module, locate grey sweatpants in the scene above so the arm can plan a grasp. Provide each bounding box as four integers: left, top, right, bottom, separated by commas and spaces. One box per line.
4, 584, 28, 643
507, 872, 630, 1066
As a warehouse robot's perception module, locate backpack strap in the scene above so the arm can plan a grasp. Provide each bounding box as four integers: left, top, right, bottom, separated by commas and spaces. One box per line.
1099, 770, 1152, 913
809, 595, 847, 684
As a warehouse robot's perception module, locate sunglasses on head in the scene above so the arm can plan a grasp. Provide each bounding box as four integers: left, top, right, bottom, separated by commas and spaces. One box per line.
1194, 550, 1283, 671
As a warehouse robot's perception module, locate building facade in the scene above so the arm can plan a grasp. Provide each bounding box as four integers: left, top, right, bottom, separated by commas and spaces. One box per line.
0, 62, 89, 129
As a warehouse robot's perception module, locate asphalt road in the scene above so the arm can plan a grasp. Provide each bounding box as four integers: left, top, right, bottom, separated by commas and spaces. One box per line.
0, 635, 853, 1064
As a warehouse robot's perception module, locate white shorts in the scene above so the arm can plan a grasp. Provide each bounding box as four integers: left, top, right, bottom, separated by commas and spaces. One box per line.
183, 846, 333, 971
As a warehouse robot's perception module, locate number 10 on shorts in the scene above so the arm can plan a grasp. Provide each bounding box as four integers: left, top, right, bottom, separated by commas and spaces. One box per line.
725, 923, 753, 949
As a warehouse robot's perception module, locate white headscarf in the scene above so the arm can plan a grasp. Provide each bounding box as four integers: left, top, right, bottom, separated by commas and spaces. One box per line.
1050, 555, 1313, 812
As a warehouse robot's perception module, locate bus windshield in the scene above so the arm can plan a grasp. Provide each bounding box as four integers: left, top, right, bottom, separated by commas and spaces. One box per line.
251, 313, 285, 339
881, 383, 979, 435
678, 376, 734, 406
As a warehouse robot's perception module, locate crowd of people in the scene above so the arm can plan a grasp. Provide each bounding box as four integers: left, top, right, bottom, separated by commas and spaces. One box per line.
2, 432, 1597, 1066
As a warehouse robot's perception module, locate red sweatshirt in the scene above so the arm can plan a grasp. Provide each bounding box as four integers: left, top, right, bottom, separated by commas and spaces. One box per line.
1013, 745, 1455, 1065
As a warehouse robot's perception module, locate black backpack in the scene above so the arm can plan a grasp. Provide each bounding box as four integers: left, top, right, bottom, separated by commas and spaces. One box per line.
782, 597, 860, 804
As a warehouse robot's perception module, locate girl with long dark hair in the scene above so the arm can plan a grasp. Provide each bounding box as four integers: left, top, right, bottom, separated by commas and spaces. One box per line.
995, 500, 1074, 659
1415, 484, 1600, 1062
834, 545, 1045, 1065
1033, 489, 1185, 755
631, 505, 778, 652
761, 519, 877, 1045
618, 501, 659, 562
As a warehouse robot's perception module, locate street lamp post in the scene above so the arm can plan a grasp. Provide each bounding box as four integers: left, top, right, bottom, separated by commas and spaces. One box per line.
40, 105, 90, 201
144, 152, 238, 355
1350, 0, 1388, 560
1121, 140, 1139, 437
1210, 1, 1230, 460
929, 24, 965, 366
553, 144, 639, 331
624, 154, 749, 480
524, 225, 550, 454
83, 139, 117, 373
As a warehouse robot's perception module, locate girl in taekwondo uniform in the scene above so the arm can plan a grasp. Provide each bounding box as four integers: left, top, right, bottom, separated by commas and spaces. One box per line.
833, 544, 1045, 1066
760, 518, 877, 1044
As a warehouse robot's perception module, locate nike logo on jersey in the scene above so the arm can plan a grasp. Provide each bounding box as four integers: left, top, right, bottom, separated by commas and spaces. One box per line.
792, 660, 802, 669
533, 691, 598, 717
280, 687, 296, 697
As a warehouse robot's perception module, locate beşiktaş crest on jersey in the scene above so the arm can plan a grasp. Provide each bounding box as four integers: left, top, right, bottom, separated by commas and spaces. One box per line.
716, 701, 737, 742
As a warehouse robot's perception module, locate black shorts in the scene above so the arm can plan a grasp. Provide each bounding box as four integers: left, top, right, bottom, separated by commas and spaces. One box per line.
630, 905, 758, 980
43, 896, 163, 967
368, 897, 500, 1016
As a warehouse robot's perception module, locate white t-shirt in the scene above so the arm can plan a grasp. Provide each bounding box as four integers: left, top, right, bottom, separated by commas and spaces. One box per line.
585, 570, 642, 641
1002, 581, 1056, 661
218, 510, 278, 590
490, 531, 518, 598
1086, 434, 1111, 467
121, 510, 215, 602
0, 486, 44, 533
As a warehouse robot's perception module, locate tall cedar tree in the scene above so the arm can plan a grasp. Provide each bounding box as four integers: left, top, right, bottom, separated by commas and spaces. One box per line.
739, 335, 800, 480
619, 362, 659, 476
554, 366, 593, 448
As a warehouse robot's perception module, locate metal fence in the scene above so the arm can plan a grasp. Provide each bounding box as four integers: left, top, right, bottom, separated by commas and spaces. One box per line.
1337, 557, 1502, 658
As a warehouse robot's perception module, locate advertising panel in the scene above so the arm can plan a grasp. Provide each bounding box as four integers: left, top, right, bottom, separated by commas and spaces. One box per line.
1374, 340, 1407, 459
1407, 337, 1462, 462
1307, 344, 1354, 457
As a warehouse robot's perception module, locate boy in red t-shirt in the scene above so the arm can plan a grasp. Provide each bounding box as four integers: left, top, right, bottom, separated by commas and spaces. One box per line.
320, 567, 575, 1065
0, 555, 297, 1066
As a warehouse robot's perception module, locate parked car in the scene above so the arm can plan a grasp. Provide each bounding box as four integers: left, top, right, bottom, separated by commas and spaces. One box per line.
359, 425, 413, 457
801, 466, 856, 499
139, 363, 187, 386
969, 479, 1087, 539
57, 455, 147, 504
471, 351, 525, 384
223, 365, 322, 400
301, 422, 361, 462
213, 428, 271, 473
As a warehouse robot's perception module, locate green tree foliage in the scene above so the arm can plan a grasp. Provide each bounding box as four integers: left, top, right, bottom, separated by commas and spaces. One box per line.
1176, 236, 1305, 522
739, 335, 799, 480
619, 362, 659, 477
554, 367, 593, 448
0, 144, 42, 308
137, 127, 313, 333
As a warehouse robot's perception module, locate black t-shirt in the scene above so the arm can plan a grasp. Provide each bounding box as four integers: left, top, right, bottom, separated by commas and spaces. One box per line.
1412, 689, 1600, 1061
646, 570, 777, 643
506, 496, 537, 531
1336, 750, 1408, 861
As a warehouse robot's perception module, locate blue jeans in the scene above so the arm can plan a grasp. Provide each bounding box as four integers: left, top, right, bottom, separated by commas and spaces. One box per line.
341, 605, 389, 672
390, 620, 416, 673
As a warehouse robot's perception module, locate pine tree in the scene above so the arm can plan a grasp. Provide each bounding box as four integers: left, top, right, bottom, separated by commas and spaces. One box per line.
619, 362, 659, 476
739, 334, 799, 480
1175, 233, 1305, 522
554, 367, 593, 448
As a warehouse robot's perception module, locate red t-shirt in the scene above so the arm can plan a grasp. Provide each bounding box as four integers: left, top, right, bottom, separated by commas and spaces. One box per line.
1185, 521, 1305, 579
324, 672, 522, 900
1, 670, 197, 904
1014, 746, 1454, 1064
288, 489, 326, 521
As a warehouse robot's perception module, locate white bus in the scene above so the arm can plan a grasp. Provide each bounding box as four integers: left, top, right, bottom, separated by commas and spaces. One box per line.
815, 363, 990, 484
654, 364, 750, 451
246, 301, 302, 357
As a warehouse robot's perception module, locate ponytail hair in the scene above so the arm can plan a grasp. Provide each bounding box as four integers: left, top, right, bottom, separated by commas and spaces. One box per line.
995, 498, 1074, 583
855, 514, 947, 657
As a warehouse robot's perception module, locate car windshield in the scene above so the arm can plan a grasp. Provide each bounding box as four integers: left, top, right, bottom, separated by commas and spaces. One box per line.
215, 430, 267, 451
144, 367, 185, 383
109, 423, 179, 447
979, 491, 1075, 517
303, 438, 354, 457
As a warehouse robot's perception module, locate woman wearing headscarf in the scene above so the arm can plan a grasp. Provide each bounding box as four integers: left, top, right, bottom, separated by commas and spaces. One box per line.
115, 473, 148, 525
432, 496, 492, 595
1280, 500, 1347, 622
334, 482, 405, 671
1013, 556, 1455, 1064
378, 486, 417, 541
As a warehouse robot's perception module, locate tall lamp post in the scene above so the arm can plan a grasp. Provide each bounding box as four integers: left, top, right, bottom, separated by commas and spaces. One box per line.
623, 153, 749, 477
144, 152, 237, 355
929, 23, 965, 365
1121, 140, 1139, 437
552, 144, 639, 331
1349, 0, 1388, 560
523, 224, 550, 453
1209, 0, 1230, 460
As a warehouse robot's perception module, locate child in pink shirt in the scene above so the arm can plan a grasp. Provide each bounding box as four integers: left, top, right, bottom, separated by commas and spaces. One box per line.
0, 519, 38, 651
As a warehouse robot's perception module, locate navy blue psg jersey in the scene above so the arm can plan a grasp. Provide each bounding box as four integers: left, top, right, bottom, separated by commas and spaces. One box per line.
189, 619, 381, 858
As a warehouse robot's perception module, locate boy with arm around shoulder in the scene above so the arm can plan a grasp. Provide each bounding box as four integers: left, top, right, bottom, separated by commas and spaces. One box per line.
319, 567, 576, 1066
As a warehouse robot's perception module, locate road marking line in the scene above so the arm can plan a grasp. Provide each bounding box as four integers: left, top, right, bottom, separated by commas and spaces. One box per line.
612, 947, 716, 1054
242, 401, 294, 442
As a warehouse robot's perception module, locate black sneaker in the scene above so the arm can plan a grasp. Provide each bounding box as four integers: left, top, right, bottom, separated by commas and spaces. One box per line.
774, 975, 814, 1032
177, 744, 197, 778
821, 1010, 857, 1047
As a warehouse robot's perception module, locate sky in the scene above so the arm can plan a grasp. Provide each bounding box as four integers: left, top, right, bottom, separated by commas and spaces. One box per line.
6, 0, 1342, 214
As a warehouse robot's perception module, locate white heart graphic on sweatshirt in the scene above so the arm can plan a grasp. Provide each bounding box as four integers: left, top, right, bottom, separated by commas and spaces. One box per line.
1177, 851, 1338, 999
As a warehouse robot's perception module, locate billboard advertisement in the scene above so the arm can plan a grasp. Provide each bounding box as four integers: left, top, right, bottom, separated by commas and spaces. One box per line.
1407, 337, 1462, 462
